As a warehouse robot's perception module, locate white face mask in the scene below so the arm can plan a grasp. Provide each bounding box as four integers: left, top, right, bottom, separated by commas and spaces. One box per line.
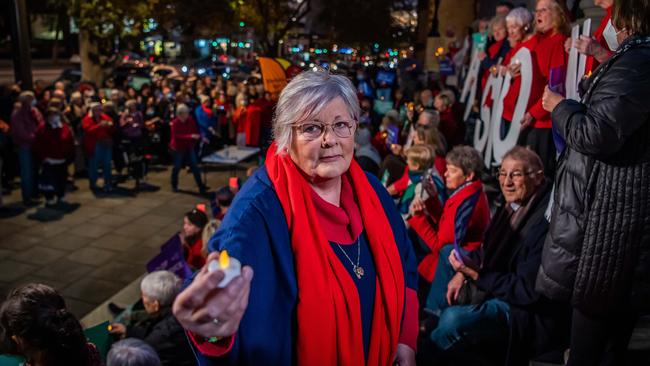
603, 20, 619, 51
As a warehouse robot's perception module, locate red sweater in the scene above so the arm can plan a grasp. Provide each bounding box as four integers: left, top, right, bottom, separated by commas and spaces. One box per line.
526, 31, 568, 128
170, 116, 199, 152
34, 124, 75, 161
408, 180, 490, 282
82, 113, 115, 155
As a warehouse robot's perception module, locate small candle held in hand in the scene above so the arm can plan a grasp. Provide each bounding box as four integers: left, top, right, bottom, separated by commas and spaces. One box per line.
208, 250, 242, 288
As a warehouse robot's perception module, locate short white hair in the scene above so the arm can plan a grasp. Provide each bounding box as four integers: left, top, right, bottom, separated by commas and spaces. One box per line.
176, 103, 190, 115
272, 69, 360, 153
140, 271, 181, 307
506, 7, 533, 29
107, 338, 161, 366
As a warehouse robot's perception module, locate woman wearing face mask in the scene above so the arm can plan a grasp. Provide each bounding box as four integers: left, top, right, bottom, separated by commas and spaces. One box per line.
34, 108, 74, 206
537, 0, 650, 364
509, 0, 569, 177
564, 0, 614, 75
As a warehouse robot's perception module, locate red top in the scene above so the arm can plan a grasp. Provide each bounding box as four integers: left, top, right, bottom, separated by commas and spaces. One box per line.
585, 7, 613, 75
236, 104, 262, 146
481, 39, 506, 90
502, 42, 540, 122
82, 113, 114, 155
34, 123, 75, 161
408, 180, 490, 282
184, 237, 206, 270
169, 116, 199, 152
526, 31, 568, 128
438, 107, 462, 146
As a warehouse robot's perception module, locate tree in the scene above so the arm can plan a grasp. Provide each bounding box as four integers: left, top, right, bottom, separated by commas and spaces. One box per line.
68, 0, 156, 83
316, 0, 395, 47
233, 0, 312, 57
153, 0, 235, 59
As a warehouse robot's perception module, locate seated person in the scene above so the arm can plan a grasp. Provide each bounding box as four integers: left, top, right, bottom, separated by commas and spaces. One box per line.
107, 338, 161, 366
408, 146, 490, 300
181, 207, 209, 269
109, 271, 195, 366
422, 147, 569, 365
0, 283, 101, 366
213, 186, 235, 221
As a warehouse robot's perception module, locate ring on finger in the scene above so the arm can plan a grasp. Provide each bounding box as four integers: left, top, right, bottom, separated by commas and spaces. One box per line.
212, 318, 220, 325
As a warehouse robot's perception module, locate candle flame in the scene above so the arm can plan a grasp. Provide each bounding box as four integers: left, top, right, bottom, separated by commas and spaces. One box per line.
219, 250, 230, 269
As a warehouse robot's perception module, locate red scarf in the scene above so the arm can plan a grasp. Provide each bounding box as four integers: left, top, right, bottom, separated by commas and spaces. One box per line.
201, 104, 213, 117
266, 143, 405, 366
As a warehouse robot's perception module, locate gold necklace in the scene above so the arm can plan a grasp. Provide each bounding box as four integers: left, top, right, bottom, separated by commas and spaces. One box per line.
335, 237, 364, 279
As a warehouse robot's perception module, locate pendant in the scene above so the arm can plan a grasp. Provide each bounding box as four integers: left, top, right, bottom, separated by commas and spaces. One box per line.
354, 265, 365, 279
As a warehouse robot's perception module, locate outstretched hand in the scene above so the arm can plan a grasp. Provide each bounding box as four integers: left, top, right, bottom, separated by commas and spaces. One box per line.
173, 251, 254, 338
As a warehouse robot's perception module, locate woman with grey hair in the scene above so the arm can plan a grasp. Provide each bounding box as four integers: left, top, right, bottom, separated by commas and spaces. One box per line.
173, 69, 418, 365
109, 271, 194, 366
169, 103, 207, 194
499, 6, 534, 139
107, 338, 161, 366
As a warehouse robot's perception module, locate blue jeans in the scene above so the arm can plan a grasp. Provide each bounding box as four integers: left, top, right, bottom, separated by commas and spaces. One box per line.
18, 146, 36, 201
171, 149, 203, 189
88, 142, 113, 189
426, 244, 456, 315
430, 298, 510, 354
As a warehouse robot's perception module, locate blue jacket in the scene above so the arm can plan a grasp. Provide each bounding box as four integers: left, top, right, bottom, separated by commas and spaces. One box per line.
194, 106, 217, 139
195, 166, 418, 365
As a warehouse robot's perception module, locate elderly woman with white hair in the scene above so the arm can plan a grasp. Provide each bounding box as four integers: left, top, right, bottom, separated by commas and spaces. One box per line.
109, 271, 194, 366
107, 338, 161, 366
169, 103, 207, 194
173, 69, 419, 365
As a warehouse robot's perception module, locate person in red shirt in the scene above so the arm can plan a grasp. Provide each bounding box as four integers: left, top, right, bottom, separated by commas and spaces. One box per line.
407, 146, 490, 303
499, 7, 535, 138
169, 104, 207, 194
181, 207, 209, 270
479, 15, 511, 92
563, 0, 614, 75
434, 92, 463, 147
82, 102, 115, 192
513, 0, 569, 177
34, 108, 74, 205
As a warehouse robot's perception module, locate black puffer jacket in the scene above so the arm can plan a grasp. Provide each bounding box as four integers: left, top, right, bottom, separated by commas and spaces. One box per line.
536, 36, 650, 315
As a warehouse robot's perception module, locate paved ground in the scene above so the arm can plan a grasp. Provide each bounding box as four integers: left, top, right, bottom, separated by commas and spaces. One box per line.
0, 162, 249, 320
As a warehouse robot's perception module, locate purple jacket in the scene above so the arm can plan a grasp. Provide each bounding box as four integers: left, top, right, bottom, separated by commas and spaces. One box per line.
11, 106, 43, 148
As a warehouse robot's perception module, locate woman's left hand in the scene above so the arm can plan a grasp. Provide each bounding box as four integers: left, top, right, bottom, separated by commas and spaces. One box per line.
394, 343, 416, 366
542, 86, 565, 112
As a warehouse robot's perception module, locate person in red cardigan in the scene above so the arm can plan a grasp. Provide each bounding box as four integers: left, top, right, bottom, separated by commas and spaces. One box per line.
82, 102, 115, 192
514, 0, 570, 177
500, 7, 535, 138
564, 0, 613, 76
407, 146, 490, 303
34, 108, 74, 205
169, 104, 207, 194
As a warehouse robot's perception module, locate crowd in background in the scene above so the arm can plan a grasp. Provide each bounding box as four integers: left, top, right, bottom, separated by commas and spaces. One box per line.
1, 0, 650, 364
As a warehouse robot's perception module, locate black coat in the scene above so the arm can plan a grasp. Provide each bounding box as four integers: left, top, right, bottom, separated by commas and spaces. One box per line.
127, 308, 195, 366
475, 182, 569, 365
536, 36, 650, 316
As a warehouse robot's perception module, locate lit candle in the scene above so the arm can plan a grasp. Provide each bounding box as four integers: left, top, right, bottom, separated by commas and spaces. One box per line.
208, 250, 242, 288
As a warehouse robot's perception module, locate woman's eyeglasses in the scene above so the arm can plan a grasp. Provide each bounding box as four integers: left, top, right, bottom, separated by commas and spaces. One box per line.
293, 120, 356, 140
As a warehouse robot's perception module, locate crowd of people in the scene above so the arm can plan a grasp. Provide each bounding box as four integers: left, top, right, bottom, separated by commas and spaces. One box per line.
0, 67, 274, 206
1, 0, 649, 365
